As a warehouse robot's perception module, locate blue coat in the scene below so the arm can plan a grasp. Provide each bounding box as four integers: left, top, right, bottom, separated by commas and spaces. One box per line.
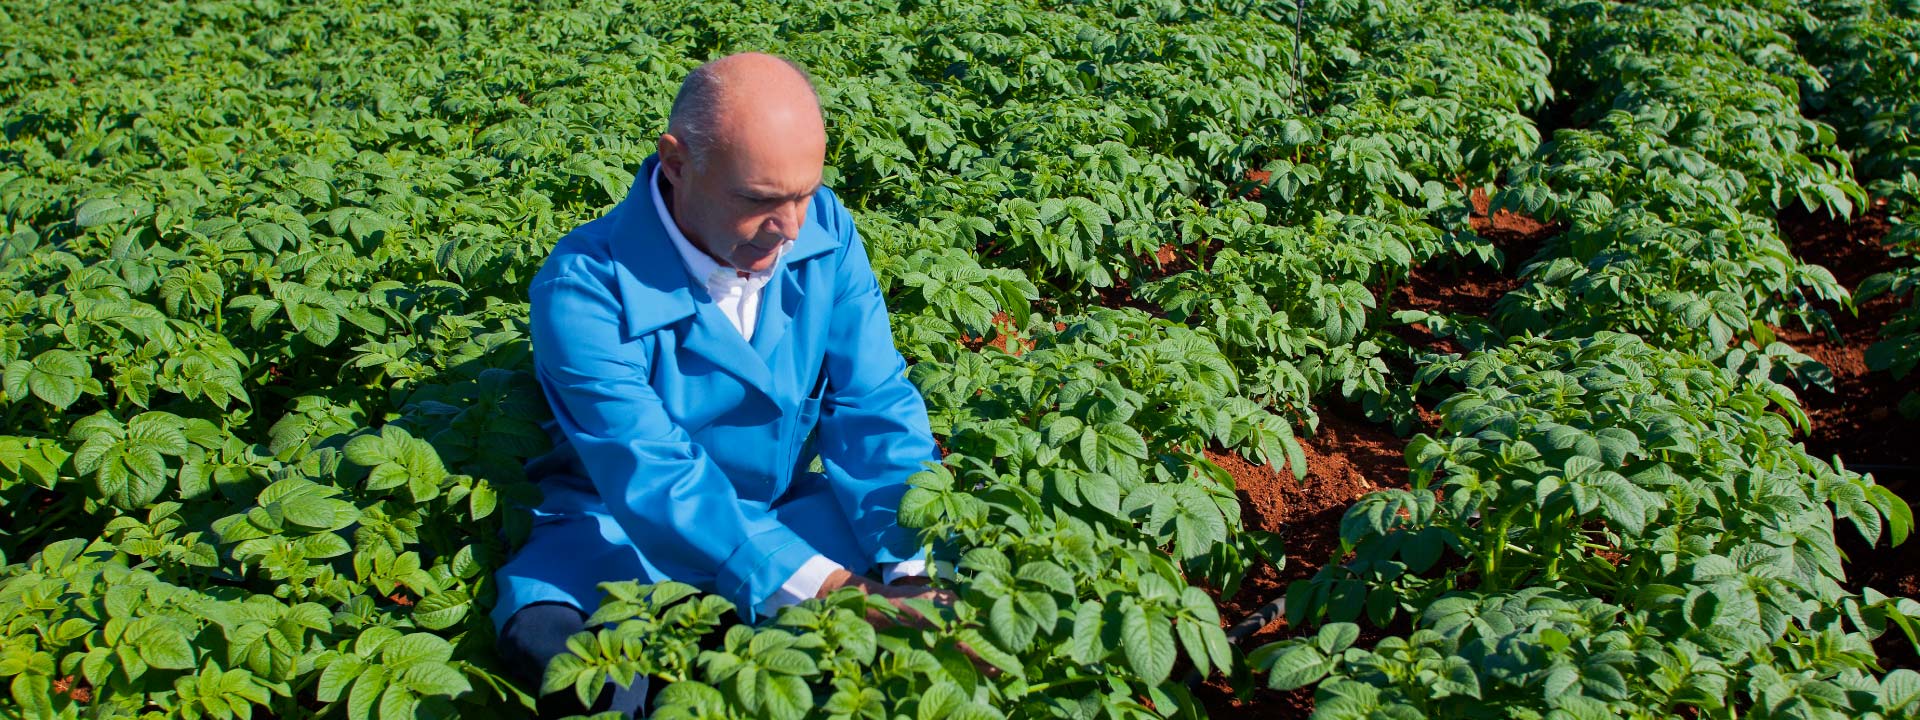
492, 154, 940, 629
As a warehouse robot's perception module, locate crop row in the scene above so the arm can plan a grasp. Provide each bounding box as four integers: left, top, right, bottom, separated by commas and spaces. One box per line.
1251, 1, 1920, 718
1794, 0, 1920, 415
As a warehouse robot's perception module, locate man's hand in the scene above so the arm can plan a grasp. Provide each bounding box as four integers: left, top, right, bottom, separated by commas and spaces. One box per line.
816, 569, 1001, 678
815, 568, 954, 628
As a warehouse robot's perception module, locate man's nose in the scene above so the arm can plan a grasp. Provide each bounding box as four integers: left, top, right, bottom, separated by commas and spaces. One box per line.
767, 199, 807, 240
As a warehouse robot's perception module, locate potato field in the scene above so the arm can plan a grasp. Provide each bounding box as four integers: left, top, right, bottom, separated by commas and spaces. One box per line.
3, 0, 1920, 717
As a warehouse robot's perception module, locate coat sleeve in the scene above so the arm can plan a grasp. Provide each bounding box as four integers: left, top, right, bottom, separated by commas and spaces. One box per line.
529, 266, 820, 620
813, 196, 943, 567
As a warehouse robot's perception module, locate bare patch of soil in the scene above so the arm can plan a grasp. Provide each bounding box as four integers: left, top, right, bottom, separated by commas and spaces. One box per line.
1195, 409, 1412, 719
1468, 186, 1561, 249
1390, 187, 1559, 358
1774, 201, 1915, 467
1243, 169, 1272, 201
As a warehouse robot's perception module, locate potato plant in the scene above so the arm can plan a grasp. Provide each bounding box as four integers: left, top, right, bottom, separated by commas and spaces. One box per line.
3, 0, 1917, 718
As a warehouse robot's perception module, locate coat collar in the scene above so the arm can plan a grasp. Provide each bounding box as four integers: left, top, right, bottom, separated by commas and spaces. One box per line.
606, 154, 839, 398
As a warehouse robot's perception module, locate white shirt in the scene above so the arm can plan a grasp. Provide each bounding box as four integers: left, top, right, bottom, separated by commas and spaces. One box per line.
649, 166, 926, 615
651, 164, 783, 340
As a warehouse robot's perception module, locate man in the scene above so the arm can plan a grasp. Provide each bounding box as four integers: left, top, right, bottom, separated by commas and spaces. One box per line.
492, 53, 950, 717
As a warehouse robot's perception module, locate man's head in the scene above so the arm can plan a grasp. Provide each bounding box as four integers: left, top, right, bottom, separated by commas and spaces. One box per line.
657, 53, 826, 274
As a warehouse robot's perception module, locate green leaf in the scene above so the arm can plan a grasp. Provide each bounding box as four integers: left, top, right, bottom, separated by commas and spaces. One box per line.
2, 361, 30, 402
378, 682, 421, 720
469, 484, 498, 519
1870, 484, 1913, 547
348, 667, 389, 720
1120, 601, 1175, 685
989, 594, 1039, 652
761, 674, 812, 720
318, 657, 365, 702
1261, 644, 1331, 691
398, 662, 472, 697
345, 433, 391, 466
757, 648, 817, 677
296, 533, 352, 559
24, 350, 87, 409
1402, 527, 1445, 572
381, 633, 453, 668
1070, 599, 1108, 664
11, 672, 53, 719
655, 682, 728, 715
76, 197, 135, 228
1080, 473, 1121, 516
1314, 623, 1359, 655
1097, 422, 1149, 460
1016, 561, 1075, 596
955, 629, 1023, 678
280, 494, 337, 528
1176, 617, 1214, 677
450, 546, 482, 580
899, 486, 943, 528
1884, 669, 1920, 712
918, 682, 964, 720
366, 464, 409, 492
136, 621, 197, 669
412, 589, 471, 631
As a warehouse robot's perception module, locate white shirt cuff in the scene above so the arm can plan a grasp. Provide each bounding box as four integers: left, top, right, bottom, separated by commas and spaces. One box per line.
881, 551, 930, 584
756, 554, 844, 616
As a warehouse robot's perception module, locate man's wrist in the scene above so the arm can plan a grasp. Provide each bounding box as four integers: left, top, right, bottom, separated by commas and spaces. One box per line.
814, 567, 858, 599
758, 554, 845, 616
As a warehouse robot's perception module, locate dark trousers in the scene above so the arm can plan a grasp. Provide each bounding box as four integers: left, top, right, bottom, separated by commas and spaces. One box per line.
498, 602, 652, 719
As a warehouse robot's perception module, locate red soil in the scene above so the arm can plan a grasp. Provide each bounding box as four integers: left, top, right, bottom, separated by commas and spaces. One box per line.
1774, 201, 1916, 468
1774, 199, 1920, 668
1243, 169, 1272, 201
1467, 186, 1560, 248
1150, 241, 1205, 278
1196, 408, 1412, 718
1406, 188, 1552, 302
1390, 188, 1557, 357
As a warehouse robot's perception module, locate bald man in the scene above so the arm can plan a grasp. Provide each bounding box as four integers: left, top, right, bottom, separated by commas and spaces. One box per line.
492, 53, 949, 717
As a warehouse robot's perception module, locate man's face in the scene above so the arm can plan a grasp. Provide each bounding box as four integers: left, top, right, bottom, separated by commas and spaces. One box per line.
658, 110, 826, 274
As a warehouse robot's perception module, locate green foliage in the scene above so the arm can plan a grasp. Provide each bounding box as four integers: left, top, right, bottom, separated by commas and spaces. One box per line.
1244, 1, 1920, 715
1268, 333, 1918, 717
588, 464, 1237, 718
4, 0, 1916, 717
1858, 175, 1920, 417
1491, 0, 1862, 357
1799, 0, 1920, 417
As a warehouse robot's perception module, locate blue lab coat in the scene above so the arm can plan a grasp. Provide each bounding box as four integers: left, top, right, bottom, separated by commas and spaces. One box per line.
491, 154, 940, 629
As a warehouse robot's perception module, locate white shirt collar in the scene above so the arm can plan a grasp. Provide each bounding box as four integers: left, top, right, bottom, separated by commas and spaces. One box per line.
650, 164, 784, 289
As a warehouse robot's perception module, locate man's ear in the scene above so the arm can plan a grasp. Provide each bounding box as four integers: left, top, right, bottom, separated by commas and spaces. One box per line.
657, 133, 687, 186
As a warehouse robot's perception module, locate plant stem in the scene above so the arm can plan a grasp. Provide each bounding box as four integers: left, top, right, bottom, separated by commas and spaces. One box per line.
1022, 675, 1099, 696
1484, 513, 1512, 593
